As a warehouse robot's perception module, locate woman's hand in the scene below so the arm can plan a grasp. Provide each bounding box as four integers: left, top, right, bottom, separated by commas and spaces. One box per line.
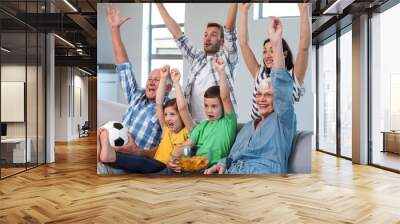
268, 17, 283, 45
204, 163, 225, 174
297, 2, 308, 13
239, 3, 251, 13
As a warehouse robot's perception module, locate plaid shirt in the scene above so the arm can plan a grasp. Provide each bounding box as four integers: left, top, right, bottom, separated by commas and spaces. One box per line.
116, 62, 163, 150
251, 65, 305, 120
175, 27, 239, 110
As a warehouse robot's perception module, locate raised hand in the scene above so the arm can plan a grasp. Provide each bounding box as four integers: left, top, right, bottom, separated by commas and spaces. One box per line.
160, 65, 170, 79
170, 68, 181, 84
298, 1, 308, 12
213, 57, 226, 74
268, 17, 283, 44
239, 3, 251, 12
105, 3, 131, 28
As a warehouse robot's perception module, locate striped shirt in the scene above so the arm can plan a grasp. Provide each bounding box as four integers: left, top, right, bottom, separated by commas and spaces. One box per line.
251, 65, 305, 120
116, 62, 163, 150
175, 27, 238, 122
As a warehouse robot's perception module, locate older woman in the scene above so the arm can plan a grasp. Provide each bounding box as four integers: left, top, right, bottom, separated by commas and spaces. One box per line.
205, 16, 296, 175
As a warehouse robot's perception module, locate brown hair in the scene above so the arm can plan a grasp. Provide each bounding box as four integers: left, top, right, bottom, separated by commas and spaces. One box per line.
263, 38, 294, 71
163, 98, 178, 111
207, 22, 224, 39
204, 86, 220, 99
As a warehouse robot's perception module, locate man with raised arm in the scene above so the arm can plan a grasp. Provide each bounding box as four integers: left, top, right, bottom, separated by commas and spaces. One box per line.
156, 3, 238, 123
97, 4, 171, 174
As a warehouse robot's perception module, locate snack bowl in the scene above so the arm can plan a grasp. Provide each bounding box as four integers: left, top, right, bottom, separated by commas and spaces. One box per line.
173, 145, 210, 172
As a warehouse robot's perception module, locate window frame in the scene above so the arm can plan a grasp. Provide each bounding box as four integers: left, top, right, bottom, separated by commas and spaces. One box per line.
148, 4, 184, 75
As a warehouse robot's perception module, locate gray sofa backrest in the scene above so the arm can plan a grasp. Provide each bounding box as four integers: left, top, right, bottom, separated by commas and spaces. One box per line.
97, 99, 128, 128
288, 131, 313, 173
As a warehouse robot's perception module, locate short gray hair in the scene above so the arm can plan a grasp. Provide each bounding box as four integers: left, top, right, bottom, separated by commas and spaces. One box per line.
257, 78, 272, 92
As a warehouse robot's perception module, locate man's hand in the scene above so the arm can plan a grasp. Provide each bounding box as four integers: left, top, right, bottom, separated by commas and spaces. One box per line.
213, 57, 226, 74
204, 163, 225, 174
160, 65, 170, 79
170, 68, 181, 84
115, 134, 140, 154
105, 3, 131, 28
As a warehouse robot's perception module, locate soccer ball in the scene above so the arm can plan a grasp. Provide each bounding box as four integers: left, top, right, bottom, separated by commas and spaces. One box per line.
102, 121, 129, 147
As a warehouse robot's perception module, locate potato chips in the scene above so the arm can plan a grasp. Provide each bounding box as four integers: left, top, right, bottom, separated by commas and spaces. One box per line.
176, 156, 209, 172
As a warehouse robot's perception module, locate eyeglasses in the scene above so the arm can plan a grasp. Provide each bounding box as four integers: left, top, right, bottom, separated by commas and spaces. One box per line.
255, 92, 272, 98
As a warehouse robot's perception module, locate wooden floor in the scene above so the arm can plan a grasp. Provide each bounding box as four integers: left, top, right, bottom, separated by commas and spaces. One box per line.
1, 135, 400, 223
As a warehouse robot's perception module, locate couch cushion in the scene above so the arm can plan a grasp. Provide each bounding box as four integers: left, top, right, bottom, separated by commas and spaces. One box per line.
288, 131, 313, 173
97, 99, 129, 128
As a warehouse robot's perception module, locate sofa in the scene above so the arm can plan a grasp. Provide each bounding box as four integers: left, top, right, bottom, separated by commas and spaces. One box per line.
97, 99, 313, 174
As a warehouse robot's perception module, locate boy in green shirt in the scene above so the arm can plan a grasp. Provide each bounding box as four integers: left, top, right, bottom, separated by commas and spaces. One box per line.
167, 57, 237, 172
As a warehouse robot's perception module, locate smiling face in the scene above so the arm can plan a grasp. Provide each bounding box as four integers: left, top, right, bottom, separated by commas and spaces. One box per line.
204, 97, 223, 121
255, 80, 274, 119
164, 106, 183, 134
262, 41, 274, 69
203, 25, 223, 55
263, 39, 291, 70
145, 69, 161, 101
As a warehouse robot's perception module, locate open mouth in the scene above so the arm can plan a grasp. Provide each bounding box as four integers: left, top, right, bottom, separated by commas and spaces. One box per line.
207, 115, 215, 120
167, 122, 174, 129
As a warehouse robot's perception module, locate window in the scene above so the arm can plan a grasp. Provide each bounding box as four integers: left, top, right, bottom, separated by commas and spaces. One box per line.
149, 3, 184, 82
317, 36, 337, 155
390, 74, 400, 130
339, 27, 352, 158
371, 2, 400, 171
256, 3, 300, 19
0, 1, 46, 179
316, 25, 353, 159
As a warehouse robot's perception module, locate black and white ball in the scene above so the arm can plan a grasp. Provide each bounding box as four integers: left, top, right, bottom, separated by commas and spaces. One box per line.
102, 121, 129, 147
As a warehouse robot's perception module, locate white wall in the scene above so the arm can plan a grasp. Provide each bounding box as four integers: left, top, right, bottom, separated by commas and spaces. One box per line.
97, 71, 127, 104
97, 3, 313, 130
54, 67, 89, 141
97, 3, 143, 86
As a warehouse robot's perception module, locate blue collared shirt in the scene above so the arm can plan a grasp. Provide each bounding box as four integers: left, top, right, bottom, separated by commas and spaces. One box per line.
116, 62, 162, 150
222, 68, 297, 174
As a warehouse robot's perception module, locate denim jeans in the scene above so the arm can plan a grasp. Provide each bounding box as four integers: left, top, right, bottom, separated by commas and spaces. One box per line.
106, 151, 166, 173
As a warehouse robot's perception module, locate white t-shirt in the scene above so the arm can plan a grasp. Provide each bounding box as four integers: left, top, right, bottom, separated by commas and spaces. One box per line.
190, 56, 219, 123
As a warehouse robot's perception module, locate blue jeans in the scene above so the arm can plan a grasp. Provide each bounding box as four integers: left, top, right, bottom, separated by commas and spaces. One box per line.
106, 152, 166, 173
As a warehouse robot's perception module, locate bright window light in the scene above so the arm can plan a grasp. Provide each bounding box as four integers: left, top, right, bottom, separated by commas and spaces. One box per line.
260, 3, 300, 18
151, 3, 185, 25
